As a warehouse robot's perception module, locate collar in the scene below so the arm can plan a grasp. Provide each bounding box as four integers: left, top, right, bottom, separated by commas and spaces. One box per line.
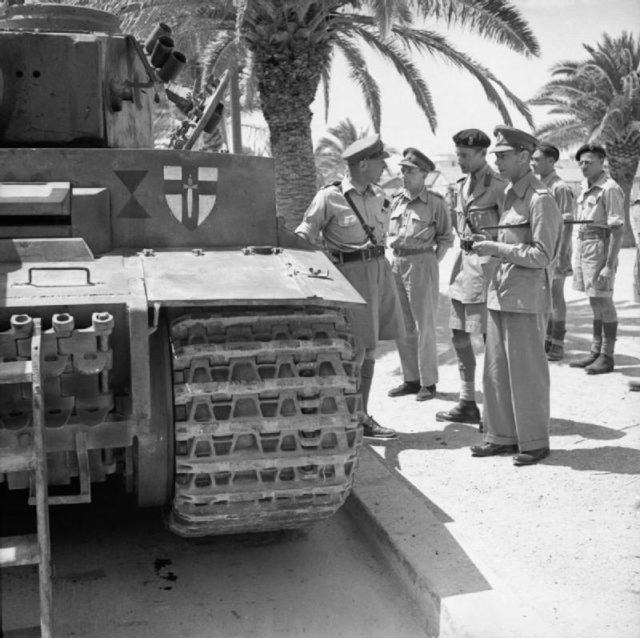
401, 185, 429, 203
507, 170, 536, 198
583, 171, 608, 192
342, 175, 375, 196
540, 171, 557, 187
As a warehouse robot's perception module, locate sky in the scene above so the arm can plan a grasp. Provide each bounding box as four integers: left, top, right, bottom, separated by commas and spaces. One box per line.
308, 0, 640, 159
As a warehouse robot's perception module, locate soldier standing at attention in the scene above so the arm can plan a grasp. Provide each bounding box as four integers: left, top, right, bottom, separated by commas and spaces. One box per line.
435, 129, 506, 426
295, 135, 404, 440
531, 144, 575, 362
387, 148, 453, 401
569, 143, 625, 374
470, 126, 562, 466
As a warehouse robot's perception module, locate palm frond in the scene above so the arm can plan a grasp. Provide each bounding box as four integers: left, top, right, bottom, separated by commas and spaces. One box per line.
334, 35, 382, 132
341, 24, 438, 131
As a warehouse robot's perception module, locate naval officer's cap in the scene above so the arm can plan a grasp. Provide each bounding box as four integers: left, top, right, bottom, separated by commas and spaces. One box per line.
492, 125, 538, 153
342, 134, 390, 163
399, 147, 435, 172
452, 129, 491, 149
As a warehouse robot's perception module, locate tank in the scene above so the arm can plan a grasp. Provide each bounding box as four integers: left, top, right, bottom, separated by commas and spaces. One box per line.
0, 3, 365, 536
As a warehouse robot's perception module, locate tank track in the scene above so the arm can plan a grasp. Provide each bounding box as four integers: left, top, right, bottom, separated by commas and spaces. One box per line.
167, 307, 363, 536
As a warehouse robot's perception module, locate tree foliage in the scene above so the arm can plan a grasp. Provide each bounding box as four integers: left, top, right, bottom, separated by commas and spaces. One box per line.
530, 32, 640, 245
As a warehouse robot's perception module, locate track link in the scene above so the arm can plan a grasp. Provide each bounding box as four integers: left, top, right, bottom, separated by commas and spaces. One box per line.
167, 307, 363, 536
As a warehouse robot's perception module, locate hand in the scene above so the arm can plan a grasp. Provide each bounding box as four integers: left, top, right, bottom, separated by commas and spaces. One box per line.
595, 265, 613, 290
470, 240, 497, 257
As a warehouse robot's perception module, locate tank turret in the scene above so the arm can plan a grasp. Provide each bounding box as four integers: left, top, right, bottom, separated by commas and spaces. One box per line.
0, 3, 185, 148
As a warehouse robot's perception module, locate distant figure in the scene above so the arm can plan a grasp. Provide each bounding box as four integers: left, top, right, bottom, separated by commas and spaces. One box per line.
629, 197, 640, 392
532, 144, 575, 361
435, 128, 505, 426
387, 148, 453, 401
569, 144, 625, 375
295, 135, 404, 439
470, 126, 562, 466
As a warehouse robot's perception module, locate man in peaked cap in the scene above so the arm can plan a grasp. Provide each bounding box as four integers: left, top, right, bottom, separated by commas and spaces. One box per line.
435, 128, 506, 427
532, 143, 576, 362
569, 143, 624, 374
469, 125, 562, 466
295, 134, 404, 440
387, 148, 453, 401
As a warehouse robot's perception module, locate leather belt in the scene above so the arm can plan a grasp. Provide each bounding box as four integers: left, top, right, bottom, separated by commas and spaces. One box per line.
393, 246, 433, 257
332, 245, 386, 263
578, 226, 610, 240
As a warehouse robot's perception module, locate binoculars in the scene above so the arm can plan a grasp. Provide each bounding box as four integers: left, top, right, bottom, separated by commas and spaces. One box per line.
144, 22, 186, 83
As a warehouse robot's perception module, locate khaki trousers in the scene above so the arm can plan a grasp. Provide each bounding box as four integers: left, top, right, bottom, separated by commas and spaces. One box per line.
483, 309, 550, 451
392, 251, 439, 386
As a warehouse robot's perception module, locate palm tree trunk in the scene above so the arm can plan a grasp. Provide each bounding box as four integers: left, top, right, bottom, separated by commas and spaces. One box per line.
607, 144, 639, 248
250, 31, 329, 230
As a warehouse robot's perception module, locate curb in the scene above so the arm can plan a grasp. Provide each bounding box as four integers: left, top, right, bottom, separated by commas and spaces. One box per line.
344, 445, 554, 638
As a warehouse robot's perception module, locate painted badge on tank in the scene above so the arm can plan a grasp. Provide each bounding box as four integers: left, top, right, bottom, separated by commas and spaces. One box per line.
164, 165, 218, 230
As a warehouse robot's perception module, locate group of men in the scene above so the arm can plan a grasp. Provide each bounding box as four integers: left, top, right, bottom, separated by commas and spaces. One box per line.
294, 125, 625, 466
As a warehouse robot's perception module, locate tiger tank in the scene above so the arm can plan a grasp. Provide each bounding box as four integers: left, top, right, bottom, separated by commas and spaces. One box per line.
0, 2, 365, 536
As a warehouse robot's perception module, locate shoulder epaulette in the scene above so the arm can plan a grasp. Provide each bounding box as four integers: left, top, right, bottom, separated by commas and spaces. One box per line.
427, 189, 444, 200
322, 180, 342, 190
456, 176, 465, 183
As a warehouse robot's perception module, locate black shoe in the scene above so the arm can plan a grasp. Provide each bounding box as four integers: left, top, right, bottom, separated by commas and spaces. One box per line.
569, 352, 600, 368
471, 442, 518, 457
436, 400, 481, 424
585, 354, 614, 375
546, 343, 564, 362
416, 384, 436, 401
362, 416, 398, 440
629, 378, 640, 392
513, 447, 550, 466
388, 380, 420, 397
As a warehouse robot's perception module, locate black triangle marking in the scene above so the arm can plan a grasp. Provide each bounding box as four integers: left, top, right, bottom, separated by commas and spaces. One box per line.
115, 170, 148, 193
118, 197, 150, 218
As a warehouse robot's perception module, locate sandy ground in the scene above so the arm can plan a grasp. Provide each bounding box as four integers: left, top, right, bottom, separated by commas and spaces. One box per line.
367, 245, 640, 638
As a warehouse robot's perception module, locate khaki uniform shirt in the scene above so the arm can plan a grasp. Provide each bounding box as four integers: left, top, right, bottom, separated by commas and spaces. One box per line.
486, 171, 562, 314
294, 176, 389, 251
449, 164, 506, 303
387, 187, 453, 250
542, 170, 575, 275
576, 172, 624, 230
542, 171, 574, 221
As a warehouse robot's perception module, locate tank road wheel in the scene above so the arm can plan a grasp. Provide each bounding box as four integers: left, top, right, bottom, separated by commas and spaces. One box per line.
134, 317, 174, 507
167, 306, 363, 537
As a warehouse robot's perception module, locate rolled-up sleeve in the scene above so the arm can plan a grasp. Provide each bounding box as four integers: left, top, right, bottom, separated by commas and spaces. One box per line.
295, 190, 328, 245
604, 183, 625, 227
435, 198, 454, 248
556, 183, 575, 221
493, 193, 562, 268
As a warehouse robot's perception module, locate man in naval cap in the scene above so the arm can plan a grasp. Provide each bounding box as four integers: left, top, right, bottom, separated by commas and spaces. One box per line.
295, 134, 404, 440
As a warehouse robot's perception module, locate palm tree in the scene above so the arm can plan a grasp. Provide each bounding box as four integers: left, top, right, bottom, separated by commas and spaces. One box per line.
530, 32, 640, 247
75, 0, 540, 227
314, 119, 370, 186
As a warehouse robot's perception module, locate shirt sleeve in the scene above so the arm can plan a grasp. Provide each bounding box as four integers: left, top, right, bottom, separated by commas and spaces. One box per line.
434, 197, 454, 248
493, 192, 562, 268
294, 189, 328, 245
555, 183, 575, 221
603, 182, 625, 227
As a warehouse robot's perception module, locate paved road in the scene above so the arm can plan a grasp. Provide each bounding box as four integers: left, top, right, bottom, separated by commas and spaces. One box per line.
1, 486, 425, 638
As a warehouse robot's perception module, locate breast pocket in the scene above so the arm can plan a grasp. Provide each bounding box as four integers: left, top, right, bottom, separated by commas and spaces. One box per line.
407, 211, 434, 239
337, 213, 358, 227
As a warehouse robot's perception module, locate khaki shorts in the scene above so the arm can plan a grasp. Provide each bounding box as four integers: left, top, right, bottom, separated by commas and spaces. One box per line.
572, 237, 617, 298
449, 298, 487, 334
339, 257, 405, 351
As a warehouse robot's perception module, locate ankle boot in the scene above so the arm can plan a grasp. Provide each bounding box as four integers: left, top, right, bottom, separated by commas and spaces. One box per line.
585, 354, 614, 375
569, 351, 600, 368
570, 320, 602, 368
